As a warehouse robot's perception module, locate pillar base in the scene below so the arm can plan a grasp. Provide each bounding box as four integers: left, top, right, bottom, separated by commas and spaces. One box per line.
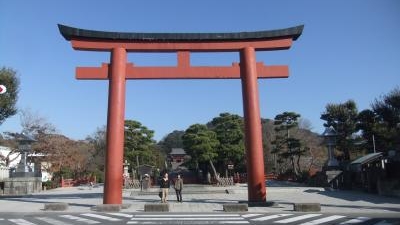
239, 201, 279, 207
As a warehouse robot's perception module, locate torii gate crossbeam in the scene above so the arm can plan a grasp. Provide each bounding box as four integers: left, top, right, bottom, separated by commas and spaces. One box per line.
59, 24, 303, 205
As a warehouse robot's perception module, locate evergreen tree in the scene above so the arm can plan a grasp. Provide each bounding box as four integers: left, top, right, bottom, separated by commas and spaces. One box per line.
182, 124, 219, 177
0, 67, 19, 125
124, 120, 159, 168
209, 113, 245, 174
272, 112, 306, 177
358, 87, 400, 152
321, 100, 358, 161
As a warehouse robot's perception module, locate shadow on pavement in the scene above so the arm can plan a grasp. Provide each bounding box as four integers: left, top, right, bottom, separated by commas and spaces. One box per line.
303, 189, 400, 204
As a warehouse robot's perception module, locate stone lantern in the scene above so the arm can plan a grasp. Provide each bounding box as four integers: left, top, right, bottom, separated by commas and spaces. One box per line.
321, 126, 339, 168
14, 133, 36, 176
4, 132, 42, 195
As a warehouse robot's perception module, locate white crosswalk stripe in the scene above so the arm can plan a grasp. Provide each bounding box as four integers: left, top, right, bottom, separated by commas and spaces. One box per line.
340, 217, 370, 224
59, 215, 100, 224
128, 214, 247, 224
8, 219, 37, 225
274, 214, 322, 223
134, 214, 241, 217
218, 222, 249, 224
132, 217, 244, 221
107, 212, 134, 218
35, 217, 74, 225
81, 213, 122, 221
1, 213, 391, 225
241, 214, 262, 218
127, 221, 249, 224
250, 214, 293, 221
299, 215, 347, 225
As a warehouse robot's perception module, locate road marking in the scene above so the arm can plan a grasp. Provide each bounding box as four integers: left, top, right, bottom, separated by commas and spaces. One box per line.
251, 214, 293, 221
36, 217, 74, 225
127, 222, 160, 224
81, 213, 121, 221
134, 214, 241, 217
107, 212, 134, 218
299, 215, 346, 225
127, 221, 249, 225
340, 217, 370, 224
59, 215, 100, 224
241, 214, 262, 218
8, 219, 37, 225
132, 217, 244, 221
218, 221, 250, 224
127, 222, 162, 225
274, 214, 322, 223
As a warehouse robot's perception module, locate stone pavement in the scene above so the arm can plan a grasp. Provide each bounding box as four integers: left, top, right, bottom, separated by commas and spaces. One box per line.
0, 182, 399, 214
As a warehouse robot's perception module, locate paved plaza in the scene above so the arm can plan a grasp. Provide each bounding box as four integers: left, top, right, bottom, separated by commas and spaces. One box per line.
0, 181, 399, 214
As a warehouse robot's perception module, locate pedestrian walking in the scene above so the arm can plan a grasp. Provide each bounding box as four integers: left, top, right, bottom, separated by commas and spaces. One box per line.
159, 172, 170, 203
174, 174, 183, 202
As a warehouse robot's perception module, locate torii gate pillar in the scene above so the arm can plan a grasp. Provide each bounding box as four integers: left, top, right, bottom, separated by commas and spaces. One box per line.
104, 48, 127, 204
58, 24, 303, 205
240, 47, 266, 201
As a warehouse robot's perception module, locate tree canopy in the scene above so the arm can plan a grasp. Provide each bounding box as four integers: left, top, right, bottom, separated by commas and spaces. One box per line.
321, 100, 358, 161
182, 123, 219, 175
123, 120, 163, 169
272, 112, 308, 177
209, 113, 245, 172
358, 87, 400, 152
157, 130, 184, 155
0, 67, 19, 125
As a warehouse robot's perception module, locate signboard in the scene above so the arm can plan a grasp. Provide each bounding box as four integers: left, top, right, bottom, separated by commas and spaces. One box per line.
227, 164, 234, 170
0, 85, 6, 94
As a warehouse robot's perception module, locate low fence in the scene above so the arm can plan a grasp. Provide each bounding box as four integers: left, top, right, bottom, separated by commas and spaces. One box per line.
60, 177, 96, 187
215, 177, 234, 186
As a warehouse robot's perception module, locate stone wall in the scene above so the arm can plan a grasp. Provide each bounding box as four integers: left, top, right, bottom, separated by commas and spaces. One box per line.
2, 177, 42, 195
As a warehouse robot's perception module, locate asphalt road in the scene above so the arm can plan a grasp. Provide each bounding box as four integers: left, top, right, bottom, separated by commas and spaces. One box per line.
1, 212, 399, 225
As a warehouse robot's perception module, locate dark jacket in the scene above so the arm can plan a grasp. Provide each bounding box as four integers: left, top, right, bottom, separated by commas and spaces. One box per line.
174, 178, 183, 190
160, 178, 170, 188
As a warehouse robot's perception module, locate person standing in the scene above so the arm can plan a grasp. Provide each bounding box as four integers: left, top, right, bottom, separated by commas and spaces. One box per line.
160, 172, 170, 203
174, 174, 183, 202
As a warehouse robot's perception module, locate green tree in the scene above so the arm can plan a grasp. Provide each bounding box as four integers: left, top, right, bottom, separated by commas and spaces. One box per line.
182, 124, 219, 177
272, 112, 302, 176
0, 67, 19, 125
124, 120, 158, 168
157, 130, 184, 155
320, 100, 358, 161
357, 109, 378, 152
358, 87, 400, 152
209, 113, 245, 174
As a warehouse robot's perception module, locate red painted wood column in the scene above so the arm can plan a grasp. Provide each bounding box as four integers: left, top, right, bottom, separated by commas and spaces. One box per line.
104, 47, 127, 204
240, 47, 267, 202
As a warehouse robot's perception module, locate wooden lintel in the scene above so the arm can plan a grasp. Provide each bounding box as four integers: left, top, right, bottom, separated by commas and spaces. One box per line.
76, 63, 288, 80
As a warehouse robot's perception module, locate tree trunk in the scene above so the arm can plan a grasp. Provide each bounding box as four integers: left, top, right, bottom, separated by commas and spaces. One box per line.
296, 155, 301, 177
209, 160, 217, 179
291, 156, 297, 177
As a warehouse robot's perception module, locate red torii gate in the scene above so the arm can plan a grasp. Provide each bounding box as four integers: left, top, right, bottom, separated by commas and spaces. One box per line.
58, 24, 303, 204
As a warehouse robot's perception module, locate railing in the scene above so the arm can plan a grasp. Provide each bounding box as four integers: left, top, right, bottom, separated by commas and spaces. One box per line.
124, 178, 141, 189
216, 177, 234, 186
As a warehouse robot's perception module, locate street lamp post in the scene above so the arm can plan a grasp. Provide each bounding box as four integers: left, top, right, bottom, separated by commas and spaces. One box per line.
321, 126, 339, 168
